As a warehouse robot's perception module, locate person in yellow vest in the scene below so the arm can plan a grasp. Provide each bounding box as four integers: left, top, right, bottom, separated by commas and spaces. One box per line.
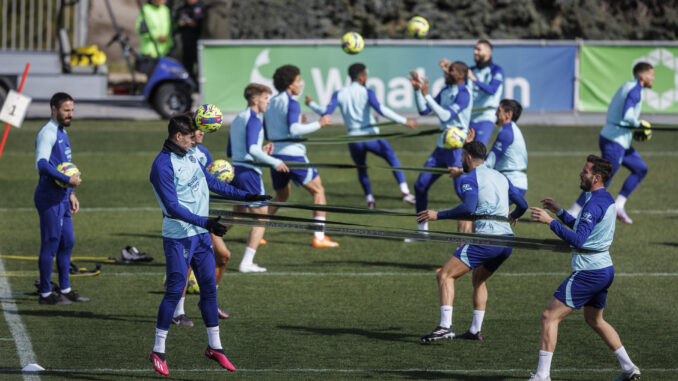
136, 0, 173, 57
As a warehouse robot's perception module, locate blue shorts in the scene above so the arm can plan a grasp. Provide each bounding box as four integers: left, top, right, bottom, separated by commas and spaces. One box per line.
554, 266, 614, 309
453, 244, 512, 272
270, 154, 318, 190
232, 166, 267, 206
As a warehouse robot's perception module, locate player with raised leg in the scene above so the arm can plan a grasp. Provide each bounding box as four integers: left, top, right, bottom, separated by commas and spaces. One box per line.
567, 62, 654, 225
306, 63, 418, 209
417, 141, 527, 343
229, 83, 289, 272
149, 114, 270, 375
263, 65, 338, 248
529, 155, 640, 381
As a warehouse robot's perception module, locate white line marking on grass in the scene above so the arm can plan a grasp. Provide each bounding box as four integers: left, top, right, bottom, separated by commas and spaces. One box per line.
41, 367, 678, 374
0, 257, 40, 381
100, 271, 678, 277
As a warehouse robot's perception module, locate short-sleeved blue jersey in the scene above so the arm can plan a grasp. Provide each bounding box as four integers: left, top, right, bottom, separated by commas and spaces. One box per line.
485, 121, 528, 190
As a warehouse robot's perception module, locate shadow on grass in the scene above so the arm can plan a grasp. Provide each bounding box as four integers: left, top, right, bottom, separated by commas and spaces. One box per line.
380, 370, 527, 380
653, 241, 678, 248
278, 324, 413, 342
311, 259, 438, 271
8, 308, 153, 323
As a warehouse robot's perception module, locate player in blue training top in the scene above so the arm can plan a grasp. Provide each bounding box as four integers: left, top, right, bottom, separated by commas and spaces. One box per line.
485, 99, 528, 196
409, 61, 472, 233
34, 92, 90, 305
170, 127, 232, 328
442, 40, 504, 146
567, 62, 655, 225
228, 83, 289, 272
263, 65, 339, 248
417, 141, 527, 343
148, 114, 269, 376
306, 63, 419, 209
529, 155, 640, 381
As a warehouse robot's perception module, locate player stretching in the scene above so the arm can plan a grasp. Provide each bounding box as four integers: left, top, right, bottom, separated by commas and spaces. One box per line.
485, 99, 528, 197
530, 155, 640, 381
567, 62, 655, 225
306, 63, 418, 208
229, 83, 289, 272
149, 114, 269, 375
442, 39, 504, 146
418, 141, 527, 343
409, 61, 472, 233
263, 65, 338, 248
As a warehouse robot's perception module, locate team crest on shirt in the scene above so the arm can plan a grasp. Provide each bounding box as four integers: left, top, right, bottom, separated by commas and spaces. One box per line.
189, 155, 196, 163
581, 212, 593, 223
461, 184, 472, 192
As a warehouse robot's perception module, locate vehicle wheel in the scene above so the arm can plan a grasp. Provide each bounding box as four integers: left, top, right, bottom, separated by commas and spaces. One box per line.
0, 85, 7, 109
151, 82, 192, 118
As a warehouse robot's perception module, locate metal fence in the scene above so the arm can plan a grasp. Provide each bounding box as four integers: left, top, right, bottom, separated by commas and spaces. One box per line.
0, 0, 88, 51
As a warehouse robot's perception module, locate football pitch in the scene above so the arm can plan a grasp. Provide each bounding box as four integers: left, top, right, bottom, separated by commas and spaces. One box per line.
0, 120, 677, 380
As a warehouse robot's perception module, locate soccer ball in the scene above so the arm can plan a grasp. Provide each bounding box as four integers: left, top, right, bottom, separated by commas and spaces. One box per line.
341, 32, 364, 55
162, 271, 200, 294
442, 127, 466, 150
633, 128, 652, 142
408, 16, 429, 38
207, 159, 234, 183
55, 162, 80, 188
194, 104, 223, 133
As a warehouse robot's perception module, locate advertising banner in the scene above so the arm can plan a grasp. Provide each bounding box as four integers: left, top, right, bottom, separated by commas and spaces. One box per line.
201, 42, 576, 114
579, 45, 678, 113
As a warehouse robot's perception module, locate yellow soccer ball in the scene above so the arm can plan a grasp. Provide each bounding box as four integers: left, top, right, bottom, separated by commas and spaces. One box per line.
341, 32, 364, 55
55, 162, 80, 188
408, 16, 429, 38
207, 159, 235, 183
194, 104, 223, 133
442, 127, 466, 150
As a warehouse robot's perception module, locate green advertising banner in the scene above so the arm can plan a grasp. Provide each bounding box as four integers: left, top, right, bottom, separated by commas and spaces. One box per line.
579, 45, 678, 112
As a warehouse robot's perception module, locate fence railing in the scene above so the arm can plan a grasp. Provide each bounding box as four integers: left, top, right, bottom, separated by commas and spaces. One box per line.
0, 0, 88, 51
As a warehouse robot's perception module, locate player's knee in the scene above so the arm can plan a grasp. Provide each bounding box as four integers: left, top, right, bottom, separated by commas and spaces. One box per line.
215, 251, 230, 267
637, 164, 648, 178
541, 308, 554, 323
414, 180, 428, 195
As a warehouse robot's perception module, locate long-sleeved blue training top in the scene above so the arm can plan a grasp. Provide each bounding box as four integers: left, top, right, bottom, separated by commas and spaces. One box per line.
437, 165, 527, 235
150, 139, 249, 239
552, 189, 615, 271
414, 84, 472, 148
308, 81, 407, 136
34, 119, 73, 207
600, 80, 645, 149
264, 91, 322, 156
227, 107, 282, 173
469, 61, 504, 123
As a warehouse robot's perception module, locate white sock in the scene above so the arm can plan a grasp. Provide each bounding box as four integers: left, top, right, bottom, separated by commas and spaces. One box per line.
614, 346, 635, 372
439, 305, 453, 329
469, 310, 485, 334
366, 194, 375, 203
207, 326, 222, 350
399, 182, 410, 194
615, 195, 628, 210
536, 350, 553, 378
313, 216, 326, 240
418, 222, 428, 231
241, 247, 256, 266
60, 287, 71, 294
153, 328, 168, 353
567, 202, 582, 217
41, 292, 52, 298
173, 297, 185, 318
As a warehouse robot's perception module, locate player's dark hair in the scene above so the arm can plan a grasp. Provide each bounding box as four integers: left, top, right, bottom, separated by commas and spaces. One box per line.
50, 92, 73, 110
463, 141, 486, 160
499, 99, 523, 122
586, 154, 613, 184
450, 61, 468, 81
273, 65, 300, 92
633, 62, 653, 79
477, 39, 493, 50
167, 114, 196, 137
349, 63, 366, 81
244, 83, 272, 102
